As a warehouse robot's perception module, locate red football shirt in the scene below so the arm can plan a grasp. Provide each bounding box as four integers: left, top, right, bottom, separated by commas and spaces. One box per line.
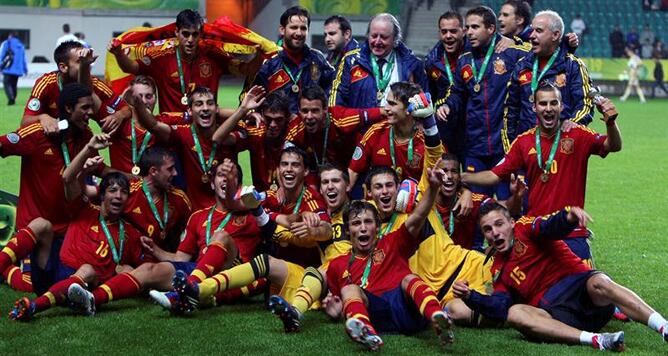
0, 123, 95, 234
60, 204, 144, 282
492, 126, 608, 237
24, 72, 127, 122
327, 224, 418, 297
179, 206, 261, 263
436, 192, 486, 250
237, 125, 284, 192
263, 186, 330, 268
490, 215, 591, 306
136, 40, 230, 112
349, 121, 425, 182
123, 177, 192, 254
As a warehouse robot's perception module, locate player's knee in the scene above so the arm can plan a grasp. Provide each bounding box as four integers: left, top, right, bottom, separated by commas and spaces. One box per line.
29, 217, 52, 237
341, 284, 363, 300
506, 304, 534, 329
446, 299, 475, 325
588, 273, 615, 296
76, 263, 97, 282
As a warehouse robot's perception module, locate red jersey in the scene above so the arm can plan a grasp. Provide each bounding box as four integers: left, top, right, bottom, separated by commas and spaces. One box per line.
349, 121, 425, 182
0, 123, 96, 234
179, 206, 261, 263
237, 125, 284, 192
263, 186, 330, 268
492, 126, 608, 237
24, 72, 127, 122
60, 204, 144, 282
327, 224, 418, 297
109, 112, 186, 173
137, 39, 230, 112
436, 192, 486, 250
124, 177, 192, 254
490, 214, 591, 307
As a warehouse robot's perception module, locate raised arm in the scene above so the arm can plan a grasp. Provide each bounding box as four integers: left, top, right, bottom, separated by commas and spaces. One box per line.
461, 170, 501, 187
597, 97, 622, 152
63, 133, 111, 201
406, 158, 445, 238
108, 39, 139, 74
212, 85, 266, 145
125, 89, 171, 143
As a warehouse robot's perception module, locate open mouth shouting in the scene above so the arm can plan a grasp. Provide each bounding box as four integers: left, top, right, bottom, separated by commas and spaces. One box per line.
197, 111, 214, 127
356, 233, 374, 251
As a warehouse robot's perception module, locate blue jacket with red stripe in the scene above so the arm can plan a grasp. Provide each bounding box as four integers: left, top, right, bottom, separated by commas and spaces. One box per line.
445, 34, 529, 158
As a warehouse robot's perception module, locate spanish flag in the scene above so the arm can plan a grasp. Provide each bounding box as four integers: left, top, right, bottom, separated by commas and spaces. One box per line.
104, 17, 279, 95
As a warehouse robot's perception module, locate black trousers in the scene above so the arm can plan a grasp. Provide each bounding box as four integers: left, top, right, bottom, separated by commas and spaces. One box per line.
3, 73, 18, 104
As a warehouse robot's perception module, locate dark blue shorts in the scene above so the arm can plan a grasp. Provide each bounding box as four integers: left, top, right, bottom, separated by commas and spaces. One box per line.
564, 236, 593, 261
168, 261, 196, 275
465, 155, 511, 200
365, 286, 427, 334
539, 271, 614, 332
31, 237, 76, 296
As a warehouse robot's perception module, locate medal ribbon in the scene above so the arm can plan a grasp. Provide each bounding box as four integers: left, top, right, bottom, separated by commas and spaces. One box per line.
60, 141, 71, 167
205, 206, 233, 245
315, 114, 331, 165
389, 127, 414, 170
355, 212, 397, 288
175, 47, 189, 100
535, 126, 561, 177
190, 124, 218, 177
442, 50, 454, 84
371, 52, 396, 93
470, 36, 497, 86
281, 63, 303, 88
142, 179, 169, 230
292, 186, 306, 214
99, 213, 125, 265
131, 119, 152, 166
531, 47, 560, 94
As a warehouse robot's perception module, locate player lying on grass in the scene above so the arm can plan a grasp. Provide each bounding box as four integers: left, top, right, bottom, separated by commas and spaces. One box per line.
453, 202, 668, 352
66, 158, 262, 315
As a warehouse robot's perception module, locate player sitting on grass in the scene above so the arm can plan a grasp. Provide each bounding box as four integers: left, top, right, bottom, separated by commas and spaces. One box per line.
453, 202, 668, 352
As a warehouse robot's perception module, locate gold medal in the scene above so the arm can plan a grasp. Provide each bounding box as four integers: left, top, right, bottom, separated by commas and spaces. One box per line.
395, 166, 403, 177
473, 83, 480, 93
131, 165, 140, 175
115, 265, 124, 274
160, 230, 166, 240
201, 174, 210, 184
377, 91, 384, 102
291, 84, 300, 93
529, 95, 534, 103
181, 94, 188, 106
270, 182, 278, 191
541, 172, 549, 182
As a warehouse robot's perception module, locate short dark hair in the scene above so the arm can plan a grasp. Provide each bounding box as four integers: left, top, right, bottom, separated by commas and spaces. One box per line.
466, 6, 497, 29
343, 200, 381, 231
176, 9, 204, 30
319, 163, 350, 184
261, 91, 291, 117
62, 24, 70, 33
58, 83, 92, 120
281, 146, 308, 166
533, 82, 562, 102
54, 40, 83, 64
441, 152, 461, 166
503, 0, 532, 28
139, 146, 173, 177
389, 81, 422, 107
280, 6, 310, 28
478, 200, 511, 222
365, 166, 399, 191
100, 172, 130, 196
438, 11, 464, 27
188, 86, 216, 107
299, 85, 327, 108
130, 75, 157, 94
209, 160, 243, 185
324, 15, 352, 34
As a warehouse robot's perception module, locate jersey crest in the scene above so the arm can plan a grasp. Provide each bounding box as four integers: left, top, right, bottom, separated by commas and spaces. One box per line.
429, 67, 441, 80
560, 137, 574, 154
513, 239, 528, 257
199, 62, 212, 78
372, 248, 385, 265
461, 64, 473, 83
518, 69, 532, 86
493, 58, 507, 75
554, 73, 567, 88
350, 65, 369, 84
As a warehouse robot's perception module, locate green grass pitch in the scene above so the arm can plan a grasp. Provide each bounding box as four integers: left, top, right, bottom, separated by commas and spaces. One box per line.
0, 86, 665, 355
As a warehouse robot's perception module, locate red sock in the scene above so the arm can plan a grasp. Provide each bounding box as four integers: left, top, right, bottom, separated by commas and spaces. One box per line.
406, 277, 442, 319
92, 273, 141, 306
188, 242, 229, 284
214, 278, 267, 304
0, 228, 37, 272
33, 275, 84, 312
3, 265, 32, 292
343, 297, 373, 328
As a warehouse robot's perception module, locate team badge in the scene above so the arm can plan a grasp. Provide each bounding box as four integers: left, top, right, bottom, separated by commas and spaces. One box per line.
233, 215, 247, 226
518, 69, 532, 86
311, 63, 320, 82
430, 68, 441, 80
554, 73, 567, 88
408, 152, 422, 168
560, 137, 574, 154
461, 64, 473, 83
371, 249, 385, 265
513, 240, 527, 257
350, 65, 368, 84
6, 133, 19, 144
27, 98, 40, 111
267, 69, 290, 92
376, 148, 386, 156
493, 58, 506, 75
352, 146, 363, 160
141, 56, 151, 66
199, 62, 212, 78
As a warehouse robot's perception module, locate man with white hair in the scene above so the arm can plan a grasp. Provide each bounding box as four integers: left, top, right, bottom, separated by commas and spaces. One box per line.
503, 10, 595, 149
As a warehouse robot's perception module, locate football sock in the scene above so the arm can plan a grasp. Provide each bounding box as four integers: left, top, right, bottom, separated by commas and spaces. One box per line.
188, 241, 229, 283
344, 297, 373, 328
214, 278, 268, 304
293, 267, 325, 314
93, 272, 141, 306
199, 253, 269, 299
648, 312, 667, 333
34, 275, 84, 312
3, 265, 32, 292
406, 277, 442, 319
0, 228, 36, 272
580, 331, 596, 346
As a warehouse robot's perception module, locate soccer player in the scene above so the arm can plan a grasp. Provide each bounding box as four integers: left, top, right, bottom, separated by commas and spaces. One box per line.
503, 10, 594, 149
66, 159, 260, 314
22, 41, 129, 135
129, 85, 265, 210
453, 202, 668, 351
323, 15, 359, 68
463, 83, 622, 262
437, 6, 529, 201
498, 0, 533, 43
253, 6, 334, 114
327, 163, 451, 350
9, 171, 144, 321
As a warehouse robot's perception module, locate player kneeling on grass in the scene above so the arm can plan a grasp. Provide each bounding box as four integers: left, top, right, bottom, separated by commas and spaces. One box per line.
453, 202, 668, 352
